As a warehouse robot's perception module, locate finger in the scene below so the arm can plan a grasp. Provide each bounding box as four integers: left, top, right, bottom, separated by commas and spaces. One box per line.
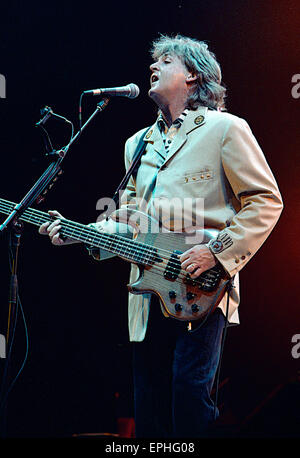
181, 258, 193, 270
179, 248, 193, 263
51, 232, 65, 246
46, 219, 61, 234
186, 263, 198, 272
49, 225, 61, 239
190, 267, 204, 279
48, 210, 63, 219
39, 221, 51, 234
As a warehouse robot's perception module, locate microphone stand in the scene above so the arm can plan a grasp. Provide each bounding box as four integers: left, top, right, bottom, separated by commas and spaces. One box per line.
0, 97, 110, 436
0, 97, 110, 233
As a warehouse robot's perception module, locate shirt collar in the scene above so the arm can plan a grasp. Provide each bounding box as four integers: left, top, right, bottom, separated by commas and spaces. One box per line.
157, 108, 189, 134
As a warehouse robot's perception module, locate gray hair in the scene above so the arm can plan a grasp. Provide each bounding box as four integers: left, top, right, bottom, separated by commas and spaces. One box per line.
150, 34, 226, 110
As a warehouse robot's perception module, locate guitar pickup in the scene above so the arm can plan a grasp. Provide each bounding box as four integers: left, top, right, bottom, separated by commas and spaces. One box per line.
164, 250, 181, 281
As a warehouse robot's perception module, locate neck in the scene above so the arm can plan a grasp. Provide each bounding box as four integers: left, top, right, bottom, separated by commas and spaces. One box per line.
153, 94, 188, 127
160, 104, 185, 127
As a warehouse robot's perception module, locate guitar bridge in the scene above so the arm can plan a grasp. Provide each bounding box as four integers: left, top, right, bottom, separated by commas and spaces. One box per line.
185, 264, 223, 292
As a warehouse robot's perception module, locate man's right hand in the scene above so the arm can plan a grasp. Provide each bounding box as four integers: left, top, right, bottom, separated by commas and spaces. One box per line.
38, 210, 79, 246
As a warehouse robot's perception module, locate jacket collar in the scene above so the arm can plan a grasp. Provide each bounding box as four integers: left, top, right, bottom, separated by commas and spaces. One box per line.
142, 106, 208, 165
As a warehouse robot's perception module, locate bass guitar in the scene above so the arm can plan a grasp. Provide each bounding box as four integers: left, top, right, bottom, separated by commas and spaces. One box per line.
0, 198, 229, 321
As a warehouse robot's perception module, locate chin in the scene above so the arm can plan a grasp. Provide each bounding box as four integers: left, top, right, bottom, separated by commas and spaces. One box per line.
148, 86, 161, 103
148, 86, 156, 97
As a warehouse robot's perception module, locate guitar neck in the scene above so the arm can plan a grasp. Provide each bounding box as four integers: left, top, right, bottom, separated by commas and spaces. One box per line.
0, 198, 155, 265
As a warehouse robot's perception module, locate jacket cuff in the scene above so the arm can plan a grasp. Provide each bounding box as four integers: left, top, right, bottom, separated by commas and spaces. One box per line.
207, 233, 252, 277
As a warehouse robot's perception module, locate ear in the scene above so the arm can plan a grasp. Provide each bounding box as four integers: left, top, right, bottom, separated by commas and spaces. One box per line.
186, 73, 197, 83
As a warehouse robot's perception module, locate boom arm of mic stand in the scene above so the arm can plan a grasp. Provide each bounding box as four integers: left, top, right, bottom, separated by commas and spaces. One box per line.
0, 97, 110, 232
57, 97, 110, 158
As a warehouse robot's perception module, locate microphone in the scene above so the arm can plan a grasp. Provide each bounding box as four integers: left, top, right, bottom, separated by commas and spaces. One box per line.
83, 83, 140, 99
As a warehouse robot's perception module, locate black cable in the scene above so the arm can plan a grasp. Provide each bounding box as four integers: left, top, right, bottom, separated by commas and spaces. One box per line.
213, 276, 234, 421
0, 234, 29, 427
0, 294, 29, 413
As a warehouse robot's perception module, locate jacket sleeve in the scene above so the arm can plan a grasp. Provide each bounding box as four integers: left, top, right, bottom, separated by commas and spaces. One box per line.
208, 117, 283, 276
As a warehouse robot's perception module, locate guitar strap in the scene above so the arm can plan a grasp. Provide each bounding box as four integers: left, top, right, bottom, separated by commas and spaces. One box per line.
101, 126, 152, 221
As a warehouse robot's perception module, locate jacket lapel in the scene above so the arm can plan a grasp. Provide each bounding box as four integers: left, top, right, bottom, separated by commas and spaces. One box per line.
162, 106, 208, 166
142, 122, 164, 153
142, 106, 208, 166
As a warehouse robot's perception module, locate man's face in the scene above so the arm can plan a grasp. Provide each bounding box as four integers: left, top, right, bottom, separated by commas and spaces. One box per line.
149, 53, 190, 104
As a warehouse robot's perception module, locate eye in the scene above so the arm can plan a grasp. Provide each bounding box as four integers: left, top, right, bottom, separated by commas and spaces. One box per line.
162, 55, 172, 64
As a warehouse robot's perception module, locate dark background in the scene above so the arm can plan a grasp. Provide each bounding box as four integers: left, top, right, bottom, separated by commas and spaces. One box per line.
0, 0, 299, 438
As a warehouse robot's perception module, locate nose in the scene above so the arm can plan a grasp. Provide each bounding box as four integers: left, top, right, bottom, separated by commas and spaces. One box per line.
150, 61, 159, 72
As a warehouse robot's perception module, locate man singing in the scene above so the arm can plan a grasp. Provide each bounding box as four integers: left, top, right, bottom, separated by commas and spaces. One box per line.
39, 34, 283, 437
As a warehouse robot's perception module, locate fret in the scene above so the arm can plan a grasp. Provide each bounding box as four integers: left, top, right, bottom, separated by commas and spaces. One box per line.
143, 247, 153, 264
131, 245, 142, 263
113, 234, 124, 256
64, 224, 76, 239
26, 211, 33, 223
101, 232, 114, 252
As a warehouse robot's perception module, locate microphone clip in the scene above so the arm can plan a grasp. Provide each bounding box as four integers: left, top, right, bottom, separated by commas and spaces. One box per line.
35, 106, 72, 127
35, 106, 53, 127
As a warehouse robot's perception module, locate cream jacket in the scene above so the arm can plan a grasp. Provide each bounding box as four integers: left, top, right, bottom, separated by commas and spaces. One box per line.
92, 106, 283, 341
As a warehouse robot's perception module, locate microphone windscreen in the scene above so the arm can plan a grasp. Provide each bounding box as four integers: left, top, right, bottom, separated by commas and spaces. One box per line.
128, 83, 140, 99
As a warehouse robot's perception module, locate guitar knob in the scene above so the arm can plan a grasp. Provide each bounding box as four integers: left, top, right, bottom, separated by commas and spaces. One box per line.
186, 292, 196, 301
169, 290, 177, 299
191, 303, 200, 313
175, 303, 183, 312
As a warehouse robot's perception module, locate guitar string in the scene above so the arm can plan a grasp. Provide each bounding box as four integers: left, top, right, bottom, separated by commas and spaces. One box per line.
0, 201, 217, 288
0, 201, 218, 288
0, 202, 189, 283
0, 202, 205, 319
0, 199, 179, 261
0, 200, 187, 273
0, 201, 222, 322
0, 200, 217, 286
0, 202, 177, 271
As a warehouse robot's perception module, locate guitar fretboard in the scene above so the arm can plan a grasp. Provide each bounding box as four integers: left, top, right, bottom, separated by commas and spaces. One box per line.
0, 198, 158, 266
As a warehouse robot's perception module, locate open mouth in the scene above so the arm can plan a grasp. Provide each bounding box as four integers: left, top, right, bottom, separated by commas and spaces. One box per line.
151, 74, 159, 84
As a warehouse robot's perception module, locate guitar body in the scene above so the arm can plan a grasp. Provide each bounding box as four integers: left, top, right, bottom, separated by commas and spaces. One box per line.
117, 210, 230, 321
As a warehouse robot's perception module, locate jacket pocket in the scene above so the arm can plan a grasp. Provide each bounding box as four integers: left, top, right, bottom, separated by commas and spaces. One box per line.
181, 169, 214, 184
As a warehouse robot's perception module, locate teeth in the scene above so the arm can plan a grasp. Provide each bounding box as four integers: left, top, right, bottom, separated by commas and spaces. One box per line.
151, 74, 158, 83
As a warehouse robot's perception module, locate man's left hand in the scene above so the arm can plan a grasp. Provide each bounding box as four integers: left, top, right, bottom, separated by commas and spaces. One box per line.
179, 245, 217, 278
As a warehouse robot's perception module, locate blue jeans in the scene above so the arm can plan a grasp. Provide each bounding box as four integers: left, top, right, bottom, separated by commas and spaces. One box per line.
132, 295, 226, 438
